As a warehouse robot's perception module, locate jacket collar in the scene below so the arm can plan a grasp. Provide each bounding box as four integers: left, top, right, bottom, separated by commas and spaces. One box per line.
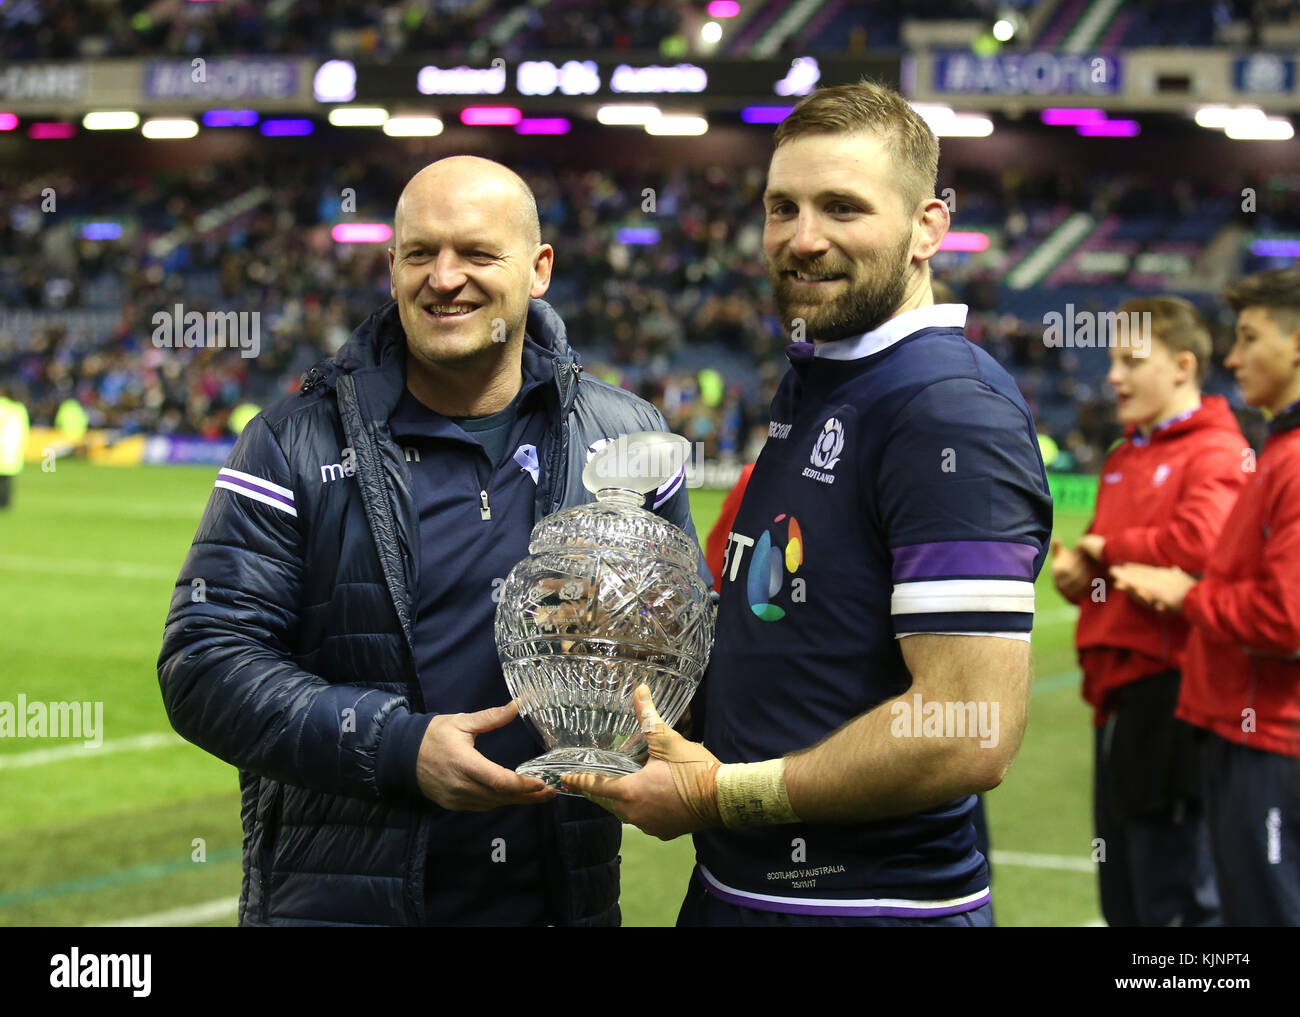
1124, 394, 1238, 447
1129, 401, 1201, 447
306, 297, 581, 422
389, 345, 552, 440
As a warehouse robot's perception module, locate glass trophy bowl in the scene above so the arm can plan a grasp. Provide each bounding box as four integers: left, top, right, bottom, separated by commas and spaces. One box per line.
494, 432, 714, 792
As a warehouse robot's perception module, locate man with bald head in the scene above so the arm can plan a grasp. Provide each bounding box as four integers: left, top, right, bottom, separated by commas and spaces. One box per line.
390, 157, 548, 419
159, 155, 705, 926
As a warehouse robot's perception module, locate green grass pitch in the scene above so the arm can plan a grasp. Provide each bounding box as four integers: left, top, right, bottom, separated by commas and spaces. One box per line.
0, 461, 1097, 926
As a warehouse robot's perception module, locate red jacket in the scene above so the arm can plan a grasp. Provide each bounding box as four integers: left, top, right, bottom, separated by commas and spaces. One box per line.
1178, 406, 1300, 759
705, 463, 754, 593
1072, 396, 1250, 722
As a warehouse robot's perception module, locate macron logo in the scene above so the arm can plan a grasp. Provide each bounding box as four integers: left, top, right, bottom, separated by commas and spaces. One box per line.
50, 948, 151, 997
320, 447, 357, 484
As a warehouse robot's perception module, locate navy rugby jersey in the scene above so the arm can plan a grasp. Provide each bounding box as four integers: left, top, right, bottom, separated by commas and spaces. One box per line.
694, 303, 1052, 917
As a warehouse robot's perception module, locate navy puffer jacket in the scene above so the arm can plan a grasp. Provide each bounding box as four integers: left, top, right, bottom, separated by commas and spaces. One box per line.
158, 298, 705, 926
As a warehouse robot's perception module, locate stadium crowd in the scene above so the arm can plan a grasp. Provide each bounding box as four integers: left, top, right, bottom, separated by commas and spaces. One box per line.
7, 0, 1287, 61
0, 0, 686, 61
1, 143, 1294, 466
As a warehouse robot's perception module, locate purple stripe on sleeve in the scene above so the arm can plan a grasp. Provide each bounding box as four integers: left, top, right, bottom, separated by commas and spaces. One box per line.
892, 541, 1037, 581
219, 473, 295, 509
653, 468, 684, 510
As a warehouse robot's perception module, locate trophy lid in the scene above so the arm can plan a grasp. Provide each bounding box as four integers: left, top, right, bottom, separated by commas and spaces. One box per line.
581, 431, 690, 497
529, 431, 698, 567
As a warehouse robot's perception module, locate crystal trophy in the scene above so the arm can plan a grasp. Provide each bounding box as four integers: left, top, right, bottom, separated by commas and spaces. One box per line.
494, 432, 714, 791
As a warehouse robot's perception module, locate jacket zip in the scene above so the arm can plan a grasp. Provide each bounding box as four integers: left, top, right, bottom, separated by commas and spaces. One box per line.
335, 375, 421, 694
336, 373, 434, 927
475, 456, 492, 521
465, 440, 494, 521
548, 361, 580, 514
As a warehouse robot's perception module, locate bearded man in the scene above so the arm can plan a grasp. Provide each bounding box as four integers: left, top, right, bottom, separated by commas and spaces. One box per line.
566, 80, 1053, 926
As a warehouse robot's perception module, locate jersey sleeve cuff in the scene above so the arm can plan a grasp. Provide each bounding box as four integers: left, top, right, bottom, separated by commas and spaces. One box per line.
890, 541, 1038, 636
897, 630, 1032, 642
891, 579, 1035, 634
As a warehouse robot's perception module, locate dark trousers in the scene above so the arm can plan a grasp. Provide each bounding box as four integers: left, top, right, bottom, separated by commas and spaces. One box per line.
676, 869, 993, 927
1094, 720, 1220, 927
0, 474, 11, 509
1200, 731, 1300, 926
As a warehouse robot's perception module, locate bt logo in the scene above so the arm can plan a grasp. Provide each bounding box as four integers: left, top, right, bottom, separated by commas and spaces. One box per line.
722, 513, 805, 621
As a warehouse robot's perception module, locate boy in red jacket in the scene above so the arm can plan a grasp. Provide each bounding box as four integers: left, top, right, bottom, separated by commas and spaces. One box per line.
1052, 296, 1249, 926
1114, 268, 1300, 925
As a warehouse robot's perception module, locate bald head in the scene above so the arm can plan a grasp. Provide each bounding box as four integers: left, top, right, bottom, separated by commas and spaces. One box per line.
387, 154, 555, 390
395, 155, 540, 249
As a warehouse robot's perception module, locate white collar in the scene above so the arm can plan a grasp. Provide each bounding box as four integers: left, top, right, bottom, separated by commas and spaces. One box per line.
813, 303, 969, 361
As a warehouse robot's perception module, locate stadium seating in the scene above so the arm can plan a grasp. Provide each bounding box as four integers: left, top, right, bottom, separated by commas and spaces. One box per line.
3, 146, 1294, 468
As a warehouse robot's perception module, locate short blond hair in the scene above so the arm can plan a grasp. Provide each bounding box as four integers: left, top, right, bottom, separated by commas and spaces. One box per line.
1118, 296, 1212, 386
773, 78, 939, 214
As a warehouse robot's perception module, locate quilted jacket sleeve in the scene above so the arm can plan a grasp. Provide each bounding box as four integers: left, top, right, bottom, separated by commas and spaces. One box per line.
157, 412, 421, 801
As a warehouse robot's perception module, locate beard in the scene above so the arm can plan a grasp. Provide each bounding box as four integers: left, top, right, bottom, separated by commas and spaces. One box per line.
768, 230, 912, 343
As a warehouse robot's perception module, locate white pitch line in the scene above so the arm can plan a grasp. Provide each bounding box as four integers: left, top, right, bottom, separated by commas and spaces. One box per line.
13, 497, 209, 520
991, 849, 1096, 873
0, 554, 177, 581
0, 732, 185, 769
94, 896, 239, 927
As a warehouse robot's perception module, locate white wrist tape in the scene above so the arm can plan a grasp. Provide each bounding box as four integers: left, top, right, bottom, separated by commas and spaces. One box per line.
715, 758, 800, 827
